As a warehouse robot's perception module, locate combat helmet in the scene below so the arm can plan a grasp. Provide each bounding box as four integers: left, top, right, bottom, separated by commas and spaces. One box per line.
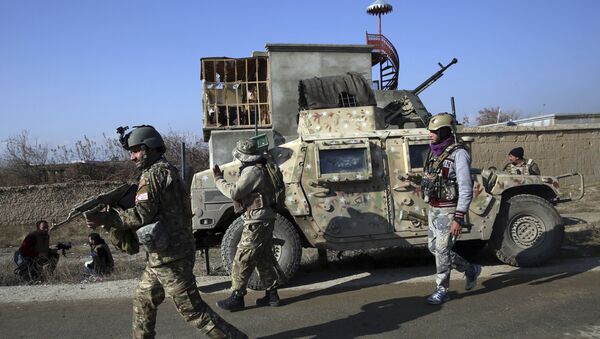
117, 125, 165, 151
232, 139, 263, 162
427, 113, 456, 131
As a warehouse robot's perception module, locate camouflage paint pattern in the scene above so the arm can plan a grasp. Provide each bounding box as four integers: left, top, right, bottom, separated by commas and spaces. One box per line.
107, 158, 238, 338
301, 138, 391, 240
502, 159, 541, 175
230, 220, 278, 294
108, 158, 195, 267
490, 173, 560, 196
213, 161, 280, 295
132, 256, 232, 339
191, 106, 564, 250
297, 106, 381, 137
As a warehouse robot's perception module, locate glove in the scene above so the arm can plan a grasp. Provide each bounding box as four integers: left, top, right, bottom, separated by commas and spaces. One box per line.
85, 210, 118, 230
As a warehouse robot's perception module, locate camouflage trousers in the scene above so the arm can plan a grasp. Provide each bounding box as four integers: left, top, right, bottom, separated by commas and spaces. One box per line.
231, 220, 278, 294
427, 207, 472, 290
132, 255, 234, 339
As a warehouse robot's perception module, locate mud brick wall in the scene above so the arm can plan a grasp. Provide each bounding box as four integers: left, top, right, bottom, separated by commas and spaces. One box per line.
461, 124, 600, 183
0, 182, 123, 232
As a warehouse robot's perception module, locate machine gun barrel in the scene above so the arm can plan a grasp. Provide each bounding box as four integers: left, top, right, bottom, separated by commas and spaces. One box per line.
413, 58, 458, 95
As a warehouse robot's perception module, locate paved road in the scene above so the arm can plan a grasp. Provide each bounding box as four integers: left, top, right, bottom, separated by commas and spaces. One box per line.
1, 257, 599, 339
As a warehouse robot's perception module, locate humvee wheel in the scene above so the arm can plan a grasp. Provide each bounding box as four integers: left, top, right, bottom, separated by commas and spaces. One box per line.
490, 194, 563, 266
220, 214, 302, 290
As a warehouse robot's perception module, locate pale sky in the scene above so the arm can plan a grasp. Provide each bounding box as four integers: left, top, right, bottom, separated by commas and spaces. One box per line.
1, 0, 599, 148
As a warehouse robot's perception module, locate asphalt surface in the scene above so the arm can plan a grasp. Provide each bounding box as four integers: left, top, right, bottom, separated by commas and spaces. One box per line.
1, 257, 599, 339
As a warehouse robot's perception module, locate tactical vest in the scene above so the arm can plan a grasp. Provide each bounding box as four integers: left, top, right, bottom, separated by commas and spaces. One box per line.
235, 163, 276, 213
505, 158, 535, 175
422, 143, 465, 202
144, 160, 195, 267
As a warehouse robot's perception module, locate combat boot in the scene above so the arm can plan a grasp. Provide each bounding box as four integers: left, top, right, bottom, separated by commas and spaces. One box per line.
216, 291, 245, 311
255, 289, 280, 307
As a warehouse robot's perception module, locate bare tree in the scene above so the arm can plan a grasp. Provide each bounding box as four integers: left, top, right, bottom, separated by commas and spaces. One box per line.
0, 130, 208, 186
461, 115, 471, 127
476, 107, 520, 126
100, 133, 128, 161
2, 130, 48, 166
1, 130, 49, 185
74, 135, 99, 161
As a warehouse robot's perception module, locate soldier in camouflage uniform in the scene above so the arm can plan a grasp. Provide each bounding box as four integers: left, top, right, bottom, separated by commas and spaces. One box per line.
86, 125, 244, 339
212, 138, 280, 311
502, 147, 541, 175
422, 113, 482, 305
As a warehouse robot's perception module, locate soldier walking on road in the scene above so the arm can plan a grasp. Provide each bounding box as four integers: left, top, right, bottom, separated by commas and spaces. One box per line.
502, 147, 541, 175
213, 138, 281, 311
422, 113, 482, 305
85, 125, 245, 339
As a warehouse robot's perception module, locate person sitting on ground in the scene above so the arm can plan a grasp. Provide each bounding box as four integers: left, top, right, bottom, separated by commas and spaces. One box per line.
84, 232, 114, 277
502, 147, 541, 175
14, 220, 60, 280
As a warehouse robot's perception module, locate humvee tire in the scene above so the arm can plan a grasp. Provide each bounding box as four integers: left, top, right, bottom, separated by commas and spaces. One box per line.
220, 214, 302, 290
490, 194, 564, 267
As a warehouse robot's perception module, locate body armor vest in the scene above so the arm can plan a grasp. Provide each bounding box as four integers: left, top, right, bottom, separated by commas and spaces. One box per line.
422, 143, 464, 202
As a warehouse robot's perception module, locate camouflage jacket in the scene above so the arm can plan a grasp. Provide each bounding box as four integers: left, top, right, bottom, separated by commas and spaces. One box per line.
502, 159, 541, 175
109, 158, 195, 267
215, 163, 276, 223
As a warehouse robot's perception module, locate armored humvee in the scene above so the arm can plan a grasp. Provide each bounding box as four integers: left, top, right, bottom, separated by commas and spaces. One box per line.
191, 72, 584, 289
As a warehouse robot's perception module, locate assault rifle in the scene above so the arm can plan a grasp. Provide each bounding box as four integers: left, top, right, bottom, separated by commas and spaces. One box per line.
51, 184, 137, 231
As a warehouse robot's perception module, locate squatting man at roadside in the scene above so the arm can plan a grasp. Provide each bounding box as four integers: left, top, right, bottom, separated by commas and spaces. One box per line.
14, 220, 60, 281
502, 146, 541, 175
84, 232, 114, 278
422, 113, 482, 305
212, 138, 281, 311
85, 125, 245, 339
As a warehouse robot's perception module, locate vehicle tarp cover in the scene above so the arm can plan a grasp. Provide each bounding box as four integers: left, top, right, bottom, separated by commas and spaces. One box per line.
298, 72, 376, 110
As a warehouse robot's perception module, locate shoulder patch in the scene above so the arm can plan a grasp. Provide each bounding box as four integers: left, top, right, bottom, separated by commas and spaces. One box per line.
136, 173, 151, 203
135, 192, 149, 203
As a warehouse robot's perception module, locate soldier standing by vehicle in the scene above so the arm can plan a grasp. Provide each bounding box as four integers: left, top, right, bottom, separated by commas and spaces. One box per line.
85, 125, 244, 339
212, 138, 280, 311
14, 220, 60, 281
502, 147, 541, 175
422, 113, 482, 305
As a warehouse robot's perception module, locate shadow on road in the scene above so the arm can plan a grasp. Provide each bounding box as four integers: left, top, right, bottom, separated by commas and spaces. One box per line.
260, 255, 598, 338
259, 295, 439, 339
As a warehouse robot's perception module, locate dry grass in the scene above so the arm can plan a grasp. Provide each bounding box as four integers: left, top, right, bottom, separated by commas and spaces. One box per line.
0, 247, 224, 287
0, 247, 147, 286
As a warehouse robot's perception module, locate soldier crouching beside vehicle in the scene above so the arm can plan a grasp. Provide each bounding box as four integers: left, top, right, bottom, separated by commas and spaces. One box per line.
422, 113, 482, 305
85, 125, 245, 339
212, 138, 281, 311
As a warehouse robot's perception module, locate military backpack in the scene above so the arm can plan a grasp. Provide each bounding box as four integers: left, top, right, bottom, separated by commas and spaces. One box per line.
264, 158, 286, 211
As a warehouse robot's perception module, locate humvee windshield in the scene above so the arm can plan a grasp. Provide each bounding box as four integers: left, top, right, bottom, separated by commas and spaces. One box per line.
319, 148, 368, 174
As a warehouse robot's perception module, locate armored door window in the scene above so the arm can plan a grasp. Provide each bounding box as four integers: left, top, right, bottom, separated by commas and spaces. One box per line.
408, 144, 429, 170
315, 138, 372, 182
